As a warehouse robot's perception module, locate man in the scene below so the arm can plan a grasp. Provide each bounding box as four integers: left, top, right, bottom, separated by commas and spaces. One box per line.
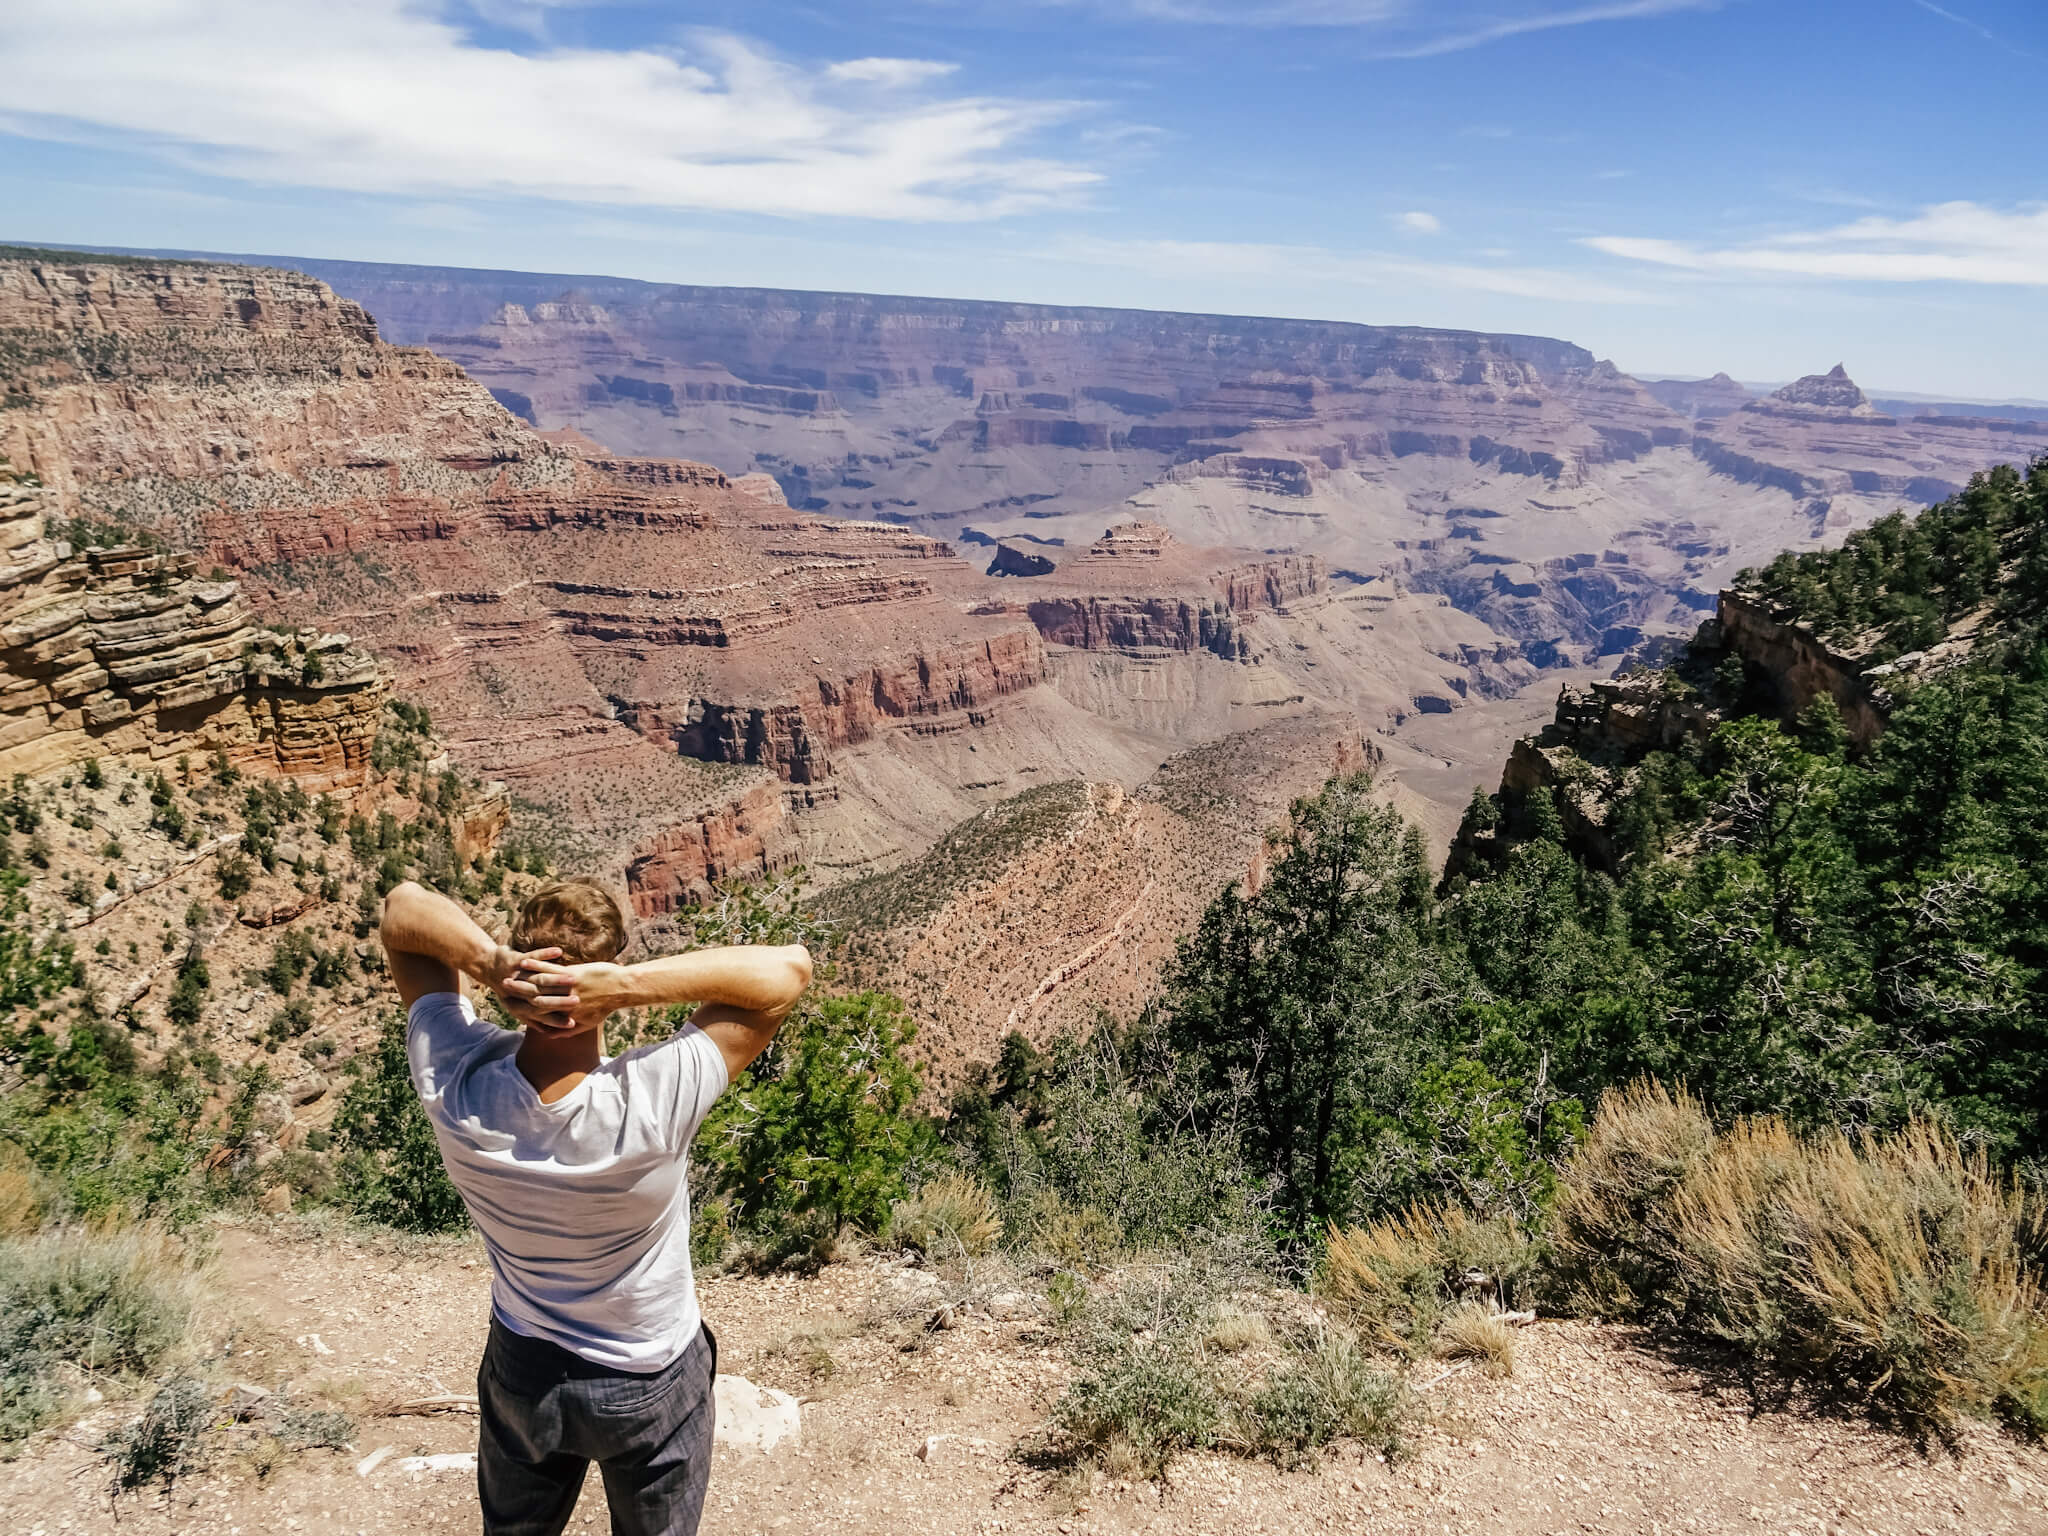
379, 877, 813, 1536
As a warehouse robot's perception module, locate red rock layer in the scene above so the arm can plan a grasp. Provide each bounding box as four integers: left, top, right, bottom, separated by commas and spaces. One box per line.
624, 779, 792, 915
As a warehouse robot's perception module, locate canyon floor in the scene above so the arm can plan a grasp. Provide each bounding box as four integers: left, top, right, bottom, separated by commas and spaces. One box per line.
7, 1218, 2044, 1536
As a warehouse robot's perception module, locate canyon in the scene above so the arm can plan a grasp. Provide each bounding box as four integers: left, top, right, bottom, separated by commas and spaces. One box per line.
247, 257, 2031, 680
0, 251, 1423, 941
4, 242, 2040, 1055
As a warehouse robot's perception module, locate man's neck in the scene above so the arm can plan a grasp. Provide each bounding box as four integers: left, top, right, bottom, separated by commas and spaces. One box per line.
515, 1018, 606, 1104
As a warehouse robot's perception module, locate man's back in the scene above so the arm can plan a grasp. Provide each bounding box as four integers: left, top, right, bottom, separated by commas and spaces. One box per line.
407, 991, 728, 1371
377, 878, 808, 1534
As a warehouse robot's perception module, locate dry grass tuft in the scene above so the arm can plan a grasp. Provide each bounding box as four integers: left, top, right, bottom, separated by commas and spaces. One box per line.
1204, 1302, 1272, 1355
888, 1172, 1002, 1260
1551, 1080, 2048, 1443
1435, 1304, 1516, 1376
1320, 1203, 1534, 1352
1547, 1079, 1715, 1317
1028, 1195, 1124, 1272
0, 1144, 42, 1238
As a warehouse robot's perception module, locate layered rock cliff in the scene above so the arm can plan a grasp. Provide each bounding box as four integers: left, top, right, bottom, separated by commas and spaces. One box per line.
6, 251, 1398, 899
0, 460, 384, 791
1461, 573, 1979, 874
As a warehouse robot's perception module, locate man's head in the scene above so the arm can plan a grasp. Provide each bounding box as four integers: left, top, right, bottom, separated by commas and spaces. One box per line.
511, 879, 628, 966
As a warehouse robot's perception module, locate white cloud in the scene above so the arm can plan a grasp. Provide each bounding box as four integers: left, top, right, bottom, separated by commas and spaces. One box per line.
1586, 202, 2048, 286
1395, 211, 1442, 235
825, 57, 962, 87
1069, 0, 1717, 54
1048, 234, 1662, 304
0, 1, 1095, 222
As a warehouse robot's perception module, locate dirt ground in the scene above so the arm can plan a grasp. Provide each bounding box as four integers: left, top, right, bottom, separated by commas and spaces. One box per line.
5, 1218, 2045, 1536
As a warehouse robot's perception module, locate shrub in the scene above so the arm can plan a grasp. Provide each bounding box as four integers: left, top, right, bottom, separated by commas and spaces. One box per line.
1548, 1084, 2048, 1444
1052, 1328, 1221, 1477
331, 1012, 467, 1233
1242, 1328, 1409, 1467
0, 1073, 211, 1228
1320, 1203, 1536, 1352
1002, 1031, 1271, 1258
0, 1143, 42, 1237
0, 1225, 205, 1443
215, 852, 252, 900
1023, 1191, 1123, 1272
1434, 1304, 1516, 1376
1050, 1247, 1411, 1477
164, 950, 209, 1031
1545, 1080, 1715, 1317
887, 1172, 1001, 1260
690, 1199, 732, 1269
103, 1375, 212, 1491
695, 992, 936, 1235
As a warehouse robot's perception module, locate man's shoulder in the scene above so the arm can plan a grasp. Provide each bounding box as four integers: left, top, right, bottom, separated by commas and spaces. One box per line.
405, 992, 502, 1101
613, 1024, 728, 1094
408, 990, 481, 1037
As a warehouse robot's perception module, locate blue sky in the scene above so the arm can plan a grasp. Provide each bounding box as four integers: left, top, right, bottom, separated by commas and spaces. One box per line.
2, 1, 2044, 397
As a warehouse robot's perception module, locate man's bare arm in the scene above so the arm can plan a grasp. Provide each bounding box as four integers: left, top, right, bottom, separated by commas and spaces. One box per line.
569, 946, 813, 1079
379, 880, 574, 1018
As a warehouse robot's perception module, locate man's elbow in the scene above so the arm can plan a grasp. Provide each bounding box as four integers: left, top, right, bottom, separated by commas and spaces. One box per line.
379, 880, 426, 940
786, 945, 815, 999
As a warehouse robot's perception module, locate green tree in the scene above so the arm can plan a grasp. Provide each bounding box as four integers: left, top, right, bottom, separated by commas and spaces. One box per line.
331, 1012, 468, 1232
694, 991, 935, 1233
1158, 773, 1460, 1236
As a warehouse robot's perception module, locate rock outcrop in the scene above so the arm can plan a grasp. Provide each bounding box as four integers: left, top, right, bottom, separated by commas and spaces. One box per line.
1758, 363, 1876, 418
0, 461, 385, 789
623, 779, 792, 915
1691, 364, 2032, 508
999, 523, 1322, 662
1461, 565, 1986, 875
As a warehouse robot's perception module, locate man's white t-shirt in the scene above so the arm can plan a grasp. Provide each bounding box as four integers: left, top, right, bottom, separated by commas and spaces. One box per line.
405, 992, 728, 1372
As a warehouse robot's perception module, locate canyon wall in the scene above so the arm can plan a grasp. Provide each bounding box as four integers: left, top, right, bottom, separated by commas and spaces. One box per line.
5, 251, 1408, 901
0, 462, 385, 790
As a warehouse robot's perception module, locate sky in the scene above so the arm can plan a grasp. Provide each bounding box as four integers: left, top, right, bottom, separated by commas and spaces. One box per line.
1, 0, 2044, 399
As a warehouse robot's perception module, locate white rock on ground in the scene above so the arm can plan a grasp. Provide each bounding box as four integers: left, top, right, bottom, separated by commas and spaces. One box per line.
713, 1374, 801, 1454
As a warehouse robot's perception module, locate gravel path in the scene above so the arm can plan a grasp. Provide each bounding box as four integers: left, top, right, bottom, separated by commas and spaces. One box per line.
5, 1219, 2043, 1536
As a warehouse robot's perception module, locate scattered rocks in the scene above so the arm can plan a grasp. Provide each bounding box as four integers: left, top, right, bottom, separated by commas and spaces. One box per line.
713, 1374, 801, 1454
985, 1289, 1040, 1322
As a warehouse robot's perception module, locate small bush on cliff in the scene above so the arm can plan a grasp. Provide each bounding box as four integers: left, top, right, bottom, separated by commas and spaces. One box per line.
331, 1011, 467, 1234
0, 873, 81, 1012
694, 991, 936, 1239
1549, 1082, 2048, 1444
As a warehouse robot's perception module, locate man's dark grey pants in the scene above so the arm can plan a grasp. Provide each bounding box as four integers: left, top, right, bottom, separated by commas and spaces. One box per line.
476, 1317, 717, 1536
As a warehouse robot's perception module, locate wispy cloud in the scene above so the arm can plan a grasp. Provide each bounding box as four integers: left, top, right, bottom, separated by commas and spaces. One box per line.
1909, 0, 2039, 58
1062, 0, 1717, 55
825, 57, 962, 87
1049, 234, 1663, 304
1395, 211, 1442, 234
1586, 202, 2048, 286
0, 1, 1096, 222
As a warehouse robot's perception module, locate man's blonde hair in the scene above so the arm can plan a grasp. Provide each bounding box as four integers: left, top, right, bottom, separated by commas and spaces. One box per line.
511, 879, 628, 964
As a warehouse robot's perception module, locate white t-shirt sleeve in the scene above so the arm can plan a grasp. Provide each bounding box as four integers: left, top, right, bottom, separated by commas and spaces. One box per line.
653, 1026, 730, 1154
405, 991, 494, 1102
